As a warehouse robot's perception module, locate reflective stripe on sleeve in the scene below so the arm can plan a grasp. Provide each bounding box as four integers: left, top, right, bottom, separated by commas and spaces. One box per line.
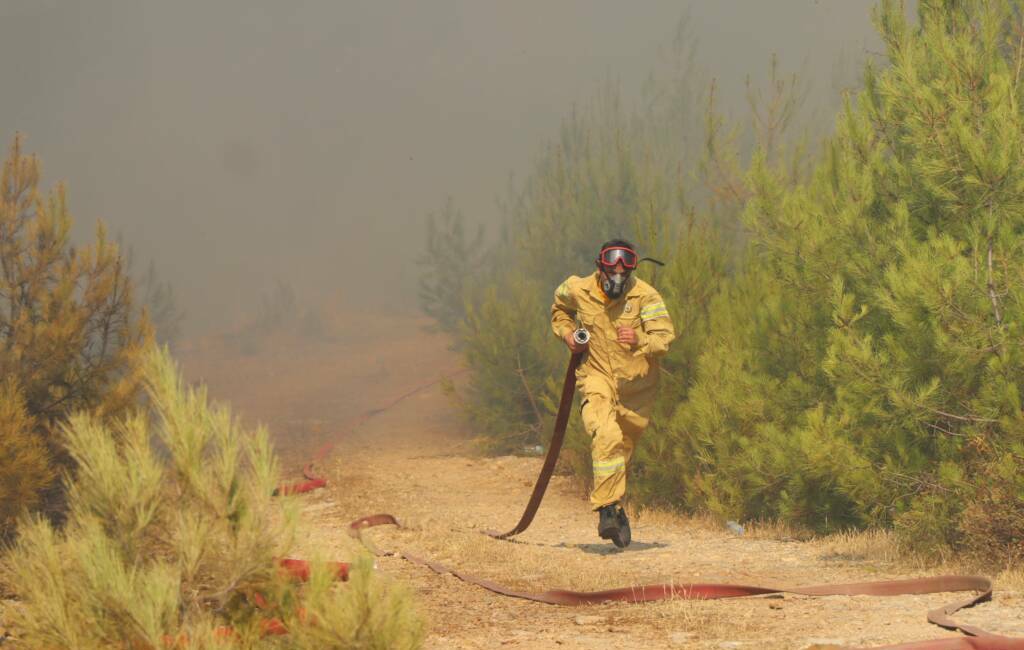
640, 302, 669, 321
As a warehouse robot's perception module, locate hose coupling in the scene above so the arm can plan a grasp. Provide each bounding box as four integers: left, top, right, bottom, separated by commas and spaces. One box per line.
572, 328, 590, 346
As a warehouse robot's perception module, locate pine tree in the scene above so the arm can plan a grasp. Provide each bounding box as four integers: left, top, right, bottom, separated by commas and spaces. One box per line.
416, 197, 484, 334
0, 379, 52, 534
0, 135, 151, 539
657, 0, 1024, 561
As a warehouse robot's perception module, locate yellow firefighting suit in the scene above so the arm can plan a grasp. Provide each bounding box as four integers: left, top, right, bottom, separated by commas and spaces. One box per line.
551, 271, 675, 509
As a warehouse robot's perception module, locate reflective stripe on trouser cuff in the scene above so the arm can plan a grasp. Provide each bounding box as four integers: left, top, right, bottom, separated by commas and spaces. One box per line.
591, 457, 627, 508
592, 456, 626, 478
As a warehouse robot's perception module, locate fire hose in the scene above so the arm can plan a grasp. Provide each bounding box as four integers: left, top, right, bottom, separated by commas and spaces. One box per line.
272, 347, 1022, 650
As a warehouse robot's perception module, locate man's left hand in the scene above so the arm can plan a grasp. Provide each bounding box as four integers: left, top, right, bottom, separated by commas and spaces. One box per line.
617, 327, 638, 346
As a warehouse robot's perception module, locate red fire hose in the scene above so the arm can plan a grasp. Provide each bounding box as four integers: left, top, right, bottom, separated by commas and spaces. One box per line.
273, 359, 1022, 650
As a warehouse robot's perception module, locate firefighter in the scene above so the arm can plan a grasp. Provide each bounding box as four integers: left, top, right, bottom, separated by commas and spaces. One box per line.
550, 239, 675, 547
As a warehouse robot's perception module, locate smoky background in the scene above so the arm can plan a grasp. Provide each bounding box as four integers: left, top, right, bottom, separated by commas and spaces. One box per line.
0, 1, 883, 338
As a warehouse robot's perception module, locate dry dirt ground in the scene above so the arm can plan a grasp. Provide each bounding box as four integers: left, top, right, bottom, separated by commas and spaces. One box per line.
179, 312, 1023, 650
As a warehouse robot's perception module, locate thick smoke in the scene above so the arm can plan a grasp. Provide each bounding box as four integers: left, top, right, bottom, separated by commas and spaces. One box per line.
0, 0, 881, 335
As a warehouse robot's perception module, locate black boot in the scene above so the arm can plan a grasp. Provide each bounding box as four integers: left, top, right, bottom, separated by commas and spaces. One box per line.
598, 503, 630, 548
616, 505, 631, 547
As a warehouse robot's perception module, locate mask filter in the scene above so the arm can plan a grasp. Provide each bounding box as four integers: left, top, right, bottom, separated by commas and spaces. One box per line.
602, 272, 628, 299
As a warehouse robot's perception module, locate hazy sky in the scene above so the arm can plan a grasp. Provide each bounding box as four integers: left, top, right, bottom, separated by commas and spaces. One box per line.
0, 1, 883, 334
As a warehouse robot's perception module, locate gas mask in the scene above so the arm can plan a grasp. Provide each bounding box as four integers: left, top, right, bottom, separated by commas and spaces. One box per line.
601, 270, 630, 299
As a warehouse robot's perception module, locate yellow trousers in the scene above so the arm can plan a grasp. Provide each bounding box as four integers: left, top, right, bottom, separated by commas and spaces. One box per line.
579, 373, 657, 509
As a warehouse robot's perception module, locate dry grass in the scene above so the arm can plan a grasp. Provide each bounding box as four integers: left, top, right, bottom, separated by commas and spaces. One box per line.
632, 589, 733, 641
0, 598, 11, 640
289, 499, 370, 561
813, 528, 901, 565
628, 505, 721, 534
810, 525, 1023, 593
0, 563, 13, 600
623, 503, 1018, 589
400, 524, 610, 592
741, 517, 816, 542
628, 507, 819, 542
0, 570, 13, 643
996, 565, 1024, 591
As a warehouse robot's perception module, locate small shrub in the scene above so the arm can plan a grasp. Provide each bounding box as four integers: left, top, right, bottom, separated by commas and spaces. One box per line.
3, 345, 424, 649
957, 452, 1024, 567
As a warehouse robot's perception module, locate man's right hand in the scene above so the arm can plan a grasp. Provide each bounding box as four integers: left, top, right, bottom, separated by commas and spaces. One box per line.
563, 331, 588, 353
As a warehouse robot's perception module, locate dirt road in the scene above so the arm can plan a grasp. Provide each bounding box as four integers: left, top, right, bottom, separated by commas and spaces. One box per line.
181, 313, 1023, 650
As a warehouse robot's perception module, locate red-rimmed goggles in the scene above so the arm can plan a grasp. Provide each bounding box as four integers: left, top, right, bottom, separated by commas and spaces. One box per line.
597, 246, 638, 270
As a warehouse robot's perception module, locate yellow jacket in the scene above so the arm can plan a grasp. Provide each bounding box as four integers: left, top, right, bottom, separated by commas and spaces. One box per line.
551, 271, 675, 392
